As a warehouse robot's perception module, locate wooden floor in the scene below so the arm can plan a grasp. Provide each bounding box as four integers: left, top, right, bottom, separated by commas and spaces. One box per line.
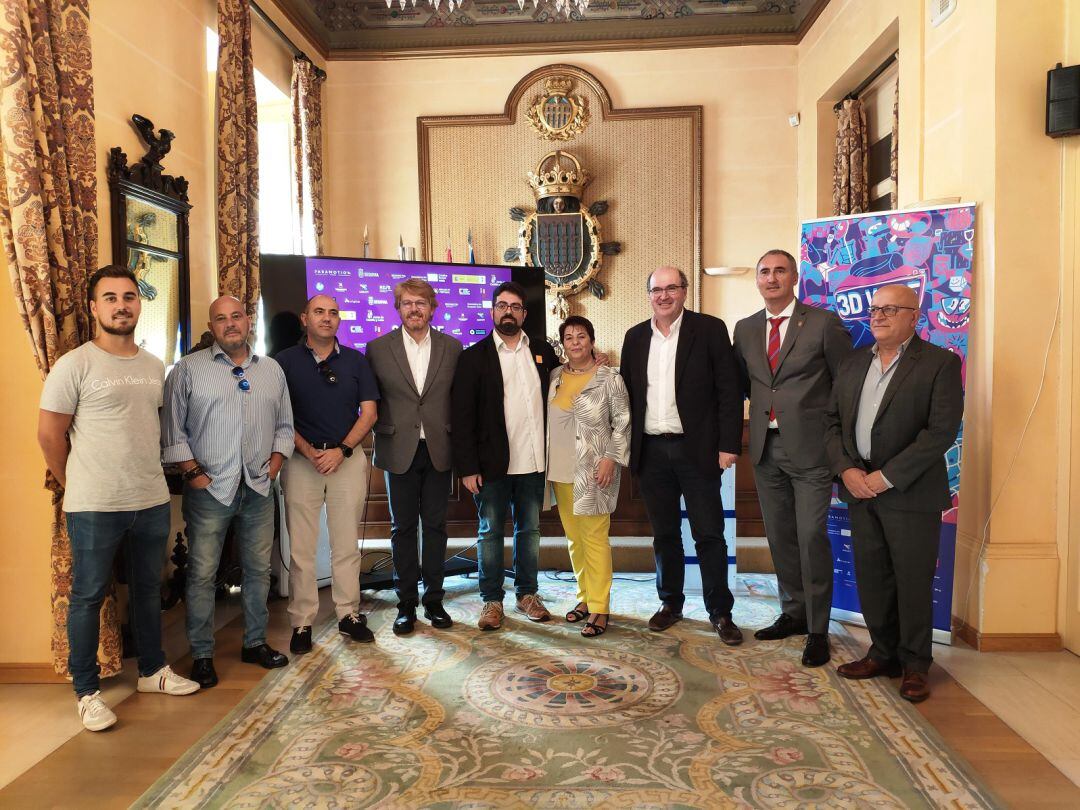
1, 592, 1078, 809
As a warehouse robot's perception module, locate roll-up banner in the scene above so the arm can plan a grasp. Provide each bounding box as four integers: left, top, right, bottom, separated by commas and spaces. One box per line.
799, 203, 975, 642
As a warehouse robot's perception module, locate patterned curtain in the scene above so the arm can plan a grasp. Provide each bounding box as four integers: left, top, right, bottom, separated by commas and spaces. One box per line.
0, 0, 121, 677
832, 98, 869, 216
290, 57, 324, 256
216, 0, 260, 322
890, 76, 899, 209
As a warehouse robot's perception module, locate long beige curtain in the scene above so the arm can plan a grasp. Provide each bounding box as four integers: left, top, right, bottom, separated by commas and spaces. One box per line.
216, 0, 260, 321
832, 98, 869, 216
290, 57, 324, 256
0, 0, 121, 677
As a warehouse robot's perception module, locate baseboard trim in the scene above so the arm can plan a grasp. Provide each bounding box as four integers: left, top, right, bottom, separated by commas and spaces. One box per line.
952, 618, 1063, 652
0, 663, 69, 684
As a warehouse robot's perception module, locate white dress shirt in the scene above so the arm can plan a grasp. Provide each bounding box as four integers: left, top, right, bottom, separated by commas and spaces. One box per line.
645, 311, 684, 435
402, 327, 432, 439
765, 298, 797, 428
853, 335, 913, 490
494, 331, 546, 474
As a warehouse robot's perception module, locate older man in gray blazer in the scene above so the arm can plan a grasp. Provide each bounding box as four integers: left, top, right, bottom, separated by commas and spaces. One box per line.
367, 278, 462, 635
733, 249, 852, 667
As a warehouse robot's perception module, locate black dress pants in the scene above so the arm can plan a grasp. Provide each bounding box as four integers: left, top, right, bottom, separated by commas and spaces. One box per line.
638, 434, 734, 620
386, 441, 451, 608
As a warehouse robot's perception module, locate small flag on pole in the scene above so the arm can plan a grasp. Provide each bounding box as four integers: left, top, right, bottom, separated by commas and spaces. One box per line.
398, 234, 406, 261
446, 228, 453, 263
362, 225, 369, 259
467, 229, 475, 264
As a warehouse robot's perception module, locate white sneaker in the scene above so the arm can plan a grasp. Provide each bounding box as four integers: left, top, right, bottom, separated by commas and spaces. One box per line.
77, 691, 117, 732
137, 665, 201, 696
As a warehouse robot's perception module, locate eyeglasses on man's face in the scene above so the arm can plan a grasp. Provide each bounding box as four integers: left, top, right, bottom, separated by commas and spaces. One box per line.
868, 304, 918, 318
493, 302, 524, 313
648, 284, 687, 298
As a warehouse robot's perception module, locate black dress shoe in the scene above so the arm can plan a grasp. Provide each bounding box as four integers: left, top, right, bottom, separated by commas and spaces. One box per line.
191, 658, 218, 688
393, 608, 417, 636
801, 633, 831, 667
290, 626, 312, 654
240, 643, 289, 669
423, 602, 453, 629
339, 612, 375, 643
713, 615, 744, 646
647, 604, 683, 632
754, 613, 809, 641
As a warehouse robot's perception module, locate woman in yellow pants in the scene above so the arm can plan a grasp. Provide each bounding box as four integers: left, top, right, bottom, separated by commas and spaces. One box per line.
546, 316, 630, 637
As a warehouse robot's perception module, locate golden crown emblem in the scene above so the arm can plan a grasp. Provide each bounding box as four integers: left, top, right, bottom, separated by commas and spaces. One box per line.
541, 76, 573, 96
527, 150, 590, 201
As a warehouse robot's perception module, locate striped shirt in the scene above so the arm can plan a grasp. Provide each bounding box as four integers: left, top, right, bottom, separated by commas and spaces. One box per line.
162, 343, 294, 505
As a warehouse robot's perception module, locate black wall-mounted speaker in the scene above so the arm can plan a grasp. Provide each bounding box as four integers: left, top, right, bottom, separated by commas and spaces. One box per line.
1047, 63, 1080, 138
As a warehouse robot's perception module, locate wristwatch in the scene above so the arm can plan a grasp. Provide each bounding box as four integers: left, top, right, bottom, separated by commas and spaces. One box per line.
339, 443, 354, 458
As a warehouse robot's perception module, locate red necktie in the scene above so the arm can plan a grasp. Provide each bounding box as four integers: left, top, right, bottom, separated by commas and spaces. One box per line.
767, 317, 788, 422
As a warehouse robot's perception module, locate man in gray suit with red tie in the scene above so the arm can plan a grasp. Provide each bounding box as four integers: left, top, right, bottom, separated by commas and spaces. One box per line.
367, 278, 462, 635
733, 249, 852, 667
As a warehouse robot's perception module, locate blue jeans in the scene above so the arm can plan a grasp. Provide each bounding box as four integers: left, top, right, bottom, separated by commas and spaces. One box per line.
183, 482, 274, 658
66, 503, 170, 697
473, 472, 544, 603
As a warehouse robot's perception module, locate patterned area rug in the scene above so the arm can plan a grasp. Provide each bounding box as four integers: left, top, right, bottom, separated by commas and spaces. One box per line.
136, 575, 1001, 808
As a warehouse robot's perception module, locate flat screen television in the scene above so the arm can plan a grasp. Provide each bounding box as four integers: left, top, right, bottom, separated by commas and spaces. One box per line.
259, 255, 546, 355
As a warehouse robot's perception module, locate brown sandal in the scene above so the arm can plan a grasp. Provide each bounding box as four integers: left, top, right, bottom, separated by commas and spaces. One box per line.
581, 614, 609, 638
565, 602, 589, 623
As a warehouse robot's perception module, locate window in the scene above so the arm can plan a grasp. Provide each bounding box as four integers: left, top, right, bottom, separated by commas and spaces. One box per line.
859, 62, 899, 212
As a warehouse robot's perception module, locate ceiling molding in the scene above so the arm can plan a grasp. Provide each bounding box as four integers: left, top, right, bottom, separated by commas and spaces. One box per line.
266, 0, 830, 60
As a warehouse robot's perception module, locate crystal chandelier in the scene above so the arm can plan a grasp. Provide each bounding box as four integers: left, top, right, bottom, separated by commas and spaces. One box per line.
385, 0, 590, 18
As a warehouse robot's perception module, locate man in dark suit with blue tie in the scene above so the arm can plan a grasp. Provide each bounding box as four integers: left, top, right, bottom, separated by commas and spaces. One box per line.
733, 249, 852, 667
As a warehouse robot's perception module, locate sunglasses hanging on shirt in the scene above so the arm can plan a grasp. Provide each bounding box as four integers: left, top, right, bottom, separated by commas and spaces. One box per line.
317, 359, 338, 384
231, 366, 251, 391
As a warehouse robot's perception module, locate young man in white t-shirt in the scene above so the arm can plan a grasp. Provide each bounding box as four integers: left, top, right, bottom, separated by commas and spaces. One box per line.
38, 265, 199, 732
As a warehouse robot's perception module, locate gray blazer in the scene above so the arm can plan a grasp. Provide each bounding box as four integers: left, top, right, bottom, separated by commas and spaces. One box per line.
366, 328, 462, 475
734, 300, 852, 469
544, 364, 631, 515
824, 334, 964, 512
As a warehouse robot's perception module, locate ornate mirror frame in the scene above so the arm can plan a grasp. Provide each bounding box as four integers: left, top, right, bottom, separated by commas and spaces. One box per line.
106, 114, 193, 362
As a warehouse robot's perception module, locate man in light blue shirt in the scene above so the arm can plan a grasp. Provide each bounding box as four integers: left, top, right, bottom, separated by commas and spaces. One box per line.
163, 296, 294, 688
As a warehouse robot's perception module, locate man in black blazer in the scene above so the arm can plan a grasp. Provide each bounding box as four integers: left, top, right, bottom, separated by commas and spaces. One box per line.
733, 249, 852, 667
452, 281, 560, 631
824, 284, 963, 703
619, 266, 744, 644
367, 279, 462, 635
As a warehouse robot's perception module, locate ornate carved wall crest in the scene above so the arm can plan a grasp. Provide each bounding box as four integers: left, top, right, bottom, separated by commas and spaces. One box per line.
526, 76, 589, 141
504, 150, 620, 319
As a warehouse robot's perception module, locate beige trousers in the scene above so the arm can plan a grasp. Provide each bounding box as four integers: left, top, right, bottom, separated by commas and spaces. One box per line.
282, 451, 369, 627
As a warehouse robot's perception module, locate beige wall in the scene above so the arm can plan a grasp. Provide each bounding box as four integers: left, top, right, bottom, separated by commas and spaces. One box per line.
797, 0, 1070, 640
323, 47, 800, 330
0, 0, 322, 667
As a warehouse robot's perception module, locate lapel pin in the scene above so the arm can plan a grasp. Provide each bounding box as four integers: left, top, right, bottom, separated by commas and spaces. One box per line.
535, 354, 543, 364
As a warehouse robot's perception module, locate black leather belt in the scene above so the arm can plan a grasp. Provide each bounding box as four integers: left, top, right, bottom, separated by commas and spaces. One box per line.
310, 442, 339, 450
766, 427, 781, 434
645, 433, 684, 441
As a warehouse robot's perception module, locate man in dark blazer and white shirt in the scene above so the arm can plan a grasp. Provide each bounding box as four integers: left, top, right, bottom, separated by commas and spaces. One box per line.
367, 278, 461, 635
733, 249, 852, 667
824, 284, 963, 703
452, 281, 560, 631
620, 266, 745, 644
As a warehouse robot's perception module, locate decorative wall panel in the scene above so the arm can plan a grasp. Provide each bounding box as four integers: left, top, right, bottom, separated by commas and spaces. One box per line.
418, 64, 701, 361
